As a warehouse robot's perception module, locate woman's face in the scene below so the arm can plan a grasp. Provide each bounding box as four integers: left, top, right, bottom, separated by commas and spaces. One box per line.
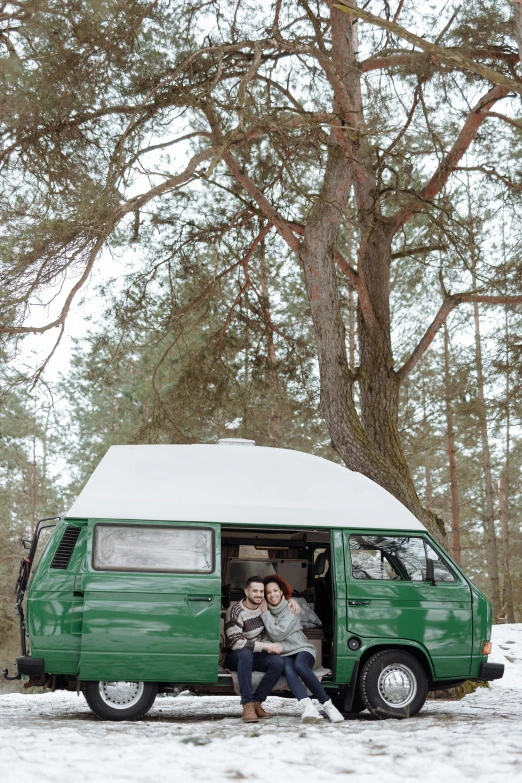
265, 582, 284, 606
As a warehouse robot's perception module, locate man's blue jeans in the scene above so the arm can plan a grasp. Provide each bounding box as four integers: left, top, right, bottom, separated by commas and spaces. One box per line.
224, 647, 286, 704
283, 651, 329, 704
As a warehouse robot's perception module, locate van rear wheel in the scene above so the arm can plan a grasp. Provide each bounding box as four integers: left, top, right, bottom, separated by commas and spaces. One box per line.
83, 680, 158, 721
360, 649, 428, 720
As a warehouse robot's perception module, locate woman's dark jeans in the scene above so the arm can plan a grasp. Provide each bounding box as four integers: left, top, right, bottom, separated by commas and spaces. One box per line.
283, 651, 329, 704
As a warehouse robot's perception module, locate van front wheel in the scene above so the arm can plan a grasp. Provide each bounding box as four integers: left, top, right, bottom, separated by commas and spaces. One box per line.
360, 649, 428, 720
83, 680, 158, 721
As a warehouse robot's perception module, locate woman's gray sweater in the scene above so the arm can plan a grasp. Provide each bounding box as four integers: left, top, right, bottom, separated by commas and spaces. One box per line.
261, 597, 316, 659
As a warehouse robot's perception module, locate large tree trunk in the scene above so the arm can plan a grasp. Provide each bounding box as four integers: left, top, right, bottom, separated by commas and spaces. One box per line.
357, 222, 408, 479
299, 144, 444, 541
296, 4, 446, 542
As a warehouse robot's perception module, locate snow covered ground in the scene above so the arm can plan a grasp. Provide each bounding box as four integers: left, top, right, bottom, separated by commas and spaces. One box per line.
1, 624, 521, 783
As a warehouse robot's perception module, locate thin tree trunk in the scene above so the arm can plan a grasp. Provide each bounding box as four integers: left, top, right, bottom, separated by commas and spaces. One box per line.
513, 0, 522, 61
259, 229, 282, 445
472, 292, 501, 619
443, 322, 461, 564
499, 297, 515, 622
30, 393, 37, 535
421, 377, 433, 508
498, 477, 515, 622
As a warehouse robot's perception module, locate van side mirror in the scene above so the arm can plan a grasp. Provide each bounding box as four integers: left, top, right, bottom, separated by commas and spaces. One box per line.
426, 558, 436, 586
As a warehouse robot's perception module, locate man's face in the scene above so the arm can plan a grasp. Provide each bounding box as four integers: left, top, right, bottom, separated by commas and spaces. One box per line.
244, 581, 265, 606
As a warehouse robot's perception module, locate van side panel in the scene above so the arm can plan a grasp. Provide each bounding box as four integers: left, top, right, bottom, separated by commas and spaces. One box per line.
343, 530, 473, 679
27, 520, 87, 675
79, 520, 221, 683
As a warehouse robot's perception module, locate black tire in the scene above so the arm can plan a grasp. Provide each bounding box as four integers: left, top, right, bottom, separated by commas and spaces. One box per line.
83, 681, 158, 721
360, 649, 428, 720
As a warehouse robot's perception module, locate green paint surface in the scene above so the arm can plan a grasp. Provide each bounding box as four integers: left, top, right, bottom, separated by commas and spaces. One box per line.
27, 519, 492, 687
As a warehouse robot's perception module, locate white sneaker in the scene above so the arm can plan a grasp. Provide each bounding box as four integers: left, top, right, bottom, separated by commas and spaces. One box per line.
321, 699, 344, 723
300, 697, 322, 723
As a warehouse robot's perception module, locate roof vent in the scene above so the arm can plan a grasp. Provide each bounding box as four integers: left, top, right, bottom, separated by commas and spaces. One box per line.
217, 438, 256, 446
50, 526, 81, 569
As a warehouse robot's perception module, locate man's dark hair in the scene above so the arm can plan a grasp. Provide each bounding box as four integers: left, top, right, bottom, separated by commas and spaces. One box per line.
245, 575, 265, 588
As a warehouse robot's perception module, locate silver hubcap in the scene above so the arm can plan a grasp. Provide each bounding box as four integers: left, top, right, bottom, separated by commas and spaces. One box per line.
98, 681, 144, 710
377, 664, 417, 708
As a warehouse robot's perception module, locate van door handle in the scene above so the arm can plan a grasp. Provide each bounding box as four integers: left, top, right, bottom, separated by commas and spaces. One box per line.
73, 575, 84, 596
188, 597, 213, 602
348, 600, 371, 606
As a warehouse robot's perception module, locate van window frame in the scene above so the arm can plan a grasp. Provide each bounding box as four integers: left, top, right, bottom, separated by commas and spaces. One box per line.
347, 533, 459, 584
91, 522, 216, 575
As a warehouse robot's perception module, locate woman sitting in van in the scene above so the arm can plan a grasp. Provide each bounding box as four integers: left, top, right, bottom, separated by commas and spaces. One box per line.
260, 575, 344, 724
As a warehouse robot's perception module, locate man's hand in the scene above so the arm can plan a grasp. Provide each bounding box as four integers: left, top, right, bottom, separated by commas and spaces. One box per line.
288, 598, 301, 616
266, 643, 283, 654
259, 598, 268, 613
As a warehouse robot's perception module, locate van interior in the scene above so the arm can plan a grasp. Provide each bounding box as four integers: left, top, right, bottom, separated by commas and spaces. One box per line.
215, 527, 334, 689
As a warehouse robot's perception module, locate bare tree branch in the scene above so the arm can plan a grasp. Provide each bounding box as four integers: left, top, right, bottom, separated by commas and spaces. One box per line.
482, 110, 522, 133
335, 1, 522, 95
394, 85, 509, 229
398, 292, 522, 381
0, 232, 109, 336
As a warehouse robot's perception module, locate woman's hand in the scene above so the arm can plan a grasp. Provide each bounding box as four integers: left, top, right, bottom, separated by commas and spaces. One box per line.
288, 598, 301, 616
266, 643, 283, 654
259, 598, 268, 613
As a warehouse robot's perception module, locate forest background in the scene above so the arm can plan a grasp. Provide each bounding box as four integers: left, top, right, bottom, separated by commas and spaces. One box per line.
1, 0, 522, 680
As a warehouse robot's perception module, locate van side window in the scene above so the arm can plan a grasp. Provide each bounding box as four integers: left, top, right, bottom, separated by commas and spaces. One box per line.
349, 536, 456, 582
93, 525, 214, 573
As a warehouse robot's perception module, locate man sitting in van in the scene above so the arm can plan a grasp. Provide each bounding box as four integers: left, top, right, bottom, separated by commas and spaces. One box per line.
225, 575, 293, 723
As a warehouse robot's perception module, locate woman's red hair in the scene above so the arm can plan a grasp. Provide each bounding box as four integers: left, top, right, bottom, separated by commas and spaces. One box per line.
263, 574, 292, 600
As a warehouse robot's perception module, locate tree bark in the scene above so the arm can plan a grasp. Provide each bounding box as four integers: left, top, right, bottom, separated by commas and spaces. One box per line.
473, 295, 501, 619
348, 287, 356, 370
259, 229, 282, 445
294, 6, 446, 541
498, 477, 515, 623
498, 299, 515, 623
443, 322, 461, 564
513, 0, 522, 61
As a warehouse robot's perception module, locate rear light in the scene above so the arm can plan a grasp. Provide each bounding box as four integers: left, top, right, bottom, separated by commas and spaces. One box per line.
482, 641, 492, 655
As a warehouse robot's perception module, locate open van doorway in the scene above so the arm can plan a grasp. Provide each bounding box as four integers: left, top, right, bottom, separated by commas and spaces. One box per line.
219, 528, 335, 680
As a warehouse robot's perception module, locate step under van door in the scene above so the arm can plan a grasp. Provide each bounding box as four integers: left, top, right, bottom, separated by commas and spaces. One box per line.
79, 520, 221, 683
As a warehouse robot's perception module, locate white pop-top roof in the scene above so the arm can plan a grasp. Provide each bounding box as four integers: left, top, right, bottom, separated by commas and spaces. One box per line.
65, 443, 424, 531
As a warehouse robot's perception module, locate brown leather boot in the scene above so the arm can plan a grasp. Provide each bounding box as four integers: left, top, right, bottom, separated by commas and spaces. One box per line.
242, 703, 259, 723
253, 702, 271, 719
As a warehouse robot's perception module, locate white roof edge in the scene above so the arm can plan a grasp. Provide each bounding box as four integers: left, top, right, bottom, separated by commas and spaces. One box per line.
65, 444, 425, 532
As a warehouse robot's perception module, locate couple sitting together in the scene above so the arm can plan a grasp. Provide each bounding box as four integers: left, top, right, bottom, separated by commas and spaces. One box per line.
224, 574, 344, 724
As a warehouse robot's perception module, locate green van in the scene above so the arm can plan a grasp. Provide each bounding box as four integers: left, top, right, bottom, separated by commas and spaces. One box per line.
3, 440, 503, 720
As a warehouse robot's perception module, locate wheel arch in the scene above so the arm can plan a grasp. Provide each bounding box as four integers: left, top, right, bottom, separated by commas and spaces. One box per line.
355, 641, 435, 685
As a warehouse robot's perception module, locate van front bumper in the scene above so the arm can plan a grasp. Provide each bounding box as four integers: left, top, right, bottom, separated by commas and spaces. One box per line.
478, 662, 504, 681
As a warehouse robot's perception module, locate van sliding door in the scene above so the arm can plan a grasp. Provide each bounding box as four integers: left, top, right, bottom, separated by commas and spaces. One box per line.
79, 521, 221, 683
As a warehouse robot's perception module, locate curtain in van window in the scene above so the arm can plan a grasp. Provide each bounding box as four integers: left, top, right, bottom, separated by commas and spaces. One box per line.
93, 525, 214, 573
221, 545, 239, 579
